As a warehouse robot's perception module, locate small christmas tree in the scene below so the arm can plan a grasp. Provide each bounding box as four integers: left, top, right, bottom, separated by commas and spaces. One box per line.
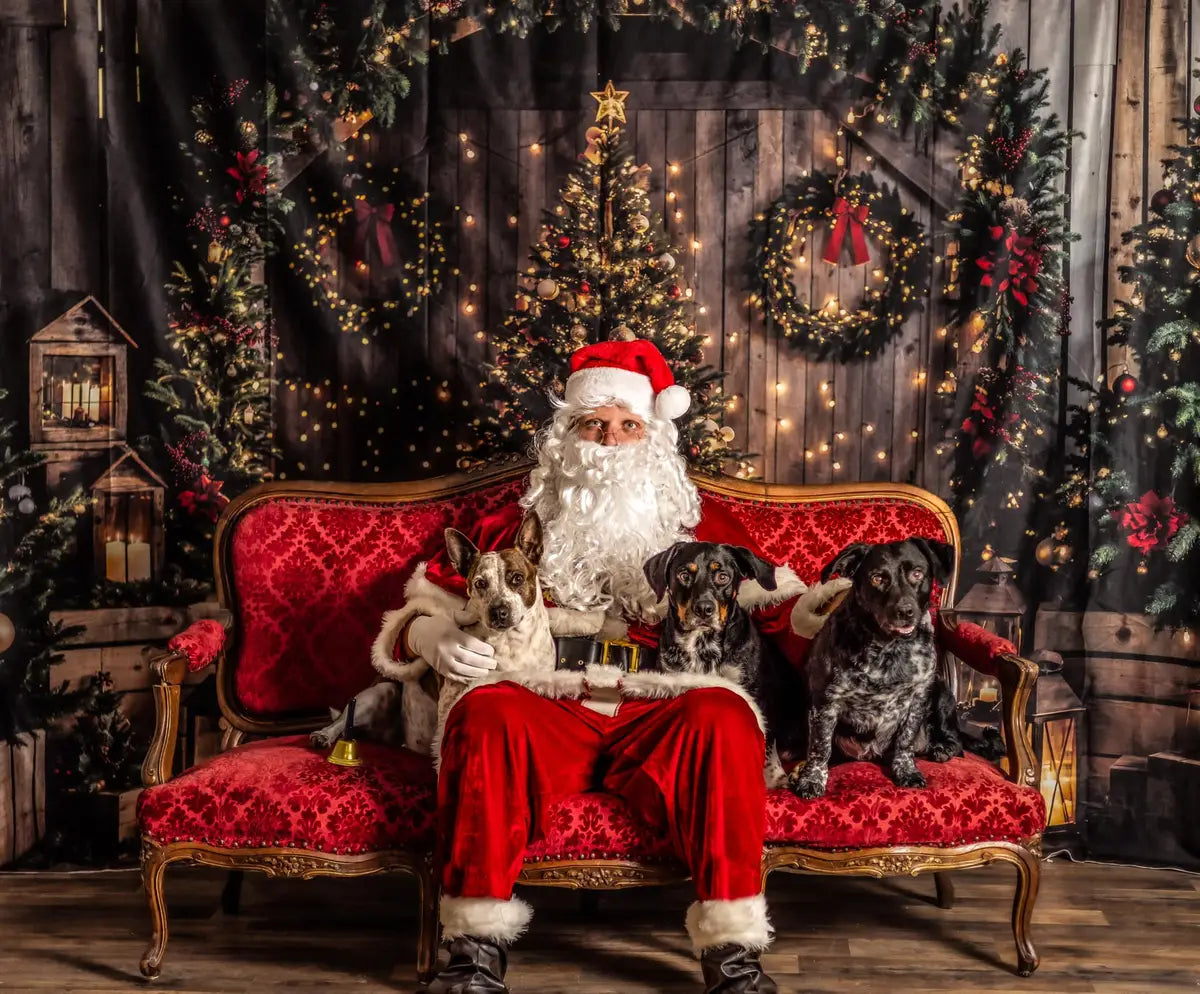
1088, 73, 1200, 627
471, 81, 747, 476
66, 671, 141, 794
0, 388, 88, 741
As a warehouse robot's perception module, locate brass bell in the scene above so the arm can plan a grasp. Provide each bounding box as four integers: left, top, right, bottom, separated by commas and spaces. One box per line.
327, 697, 363, 767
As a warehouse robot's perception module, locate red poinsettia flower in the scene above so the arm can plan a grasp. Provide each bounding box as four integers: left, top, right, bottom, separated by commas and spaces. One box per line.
976, 225, 1045, 307
226, 149, 268, 204
178, 474, 230, 522
1112, 491, 1188, 554
960, 387, 1020, 459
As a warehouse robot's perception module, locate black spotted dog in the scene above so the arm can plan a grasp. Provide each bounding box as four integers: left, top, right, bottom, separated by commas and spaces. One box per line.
643, 541, 809, 785
787, 537, 963, 799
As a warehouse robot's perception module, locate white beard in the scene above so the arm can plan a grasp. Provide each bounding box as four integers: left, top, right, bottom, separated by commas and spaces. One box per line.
522, 425, 701, 622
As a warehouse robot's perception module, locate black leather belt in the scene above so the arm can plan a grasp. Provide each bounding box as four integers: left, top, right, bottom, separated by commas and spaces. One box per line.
554, 636, 657, 673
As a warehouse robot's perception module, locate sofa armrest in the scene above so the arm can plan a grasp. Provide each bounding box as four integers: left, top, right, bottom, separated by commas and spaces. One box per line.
939, 611, 1040, 791
141, 620, 227, 788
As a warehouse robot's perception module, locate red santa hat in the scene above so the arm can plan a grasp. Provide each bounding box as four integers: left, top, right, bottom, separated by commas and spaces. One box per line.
564, 339, 691, 422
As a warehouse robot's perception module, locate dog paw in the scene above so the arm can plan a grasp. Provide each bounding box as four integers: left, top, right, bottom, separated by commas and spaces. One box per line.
309, 730, 334, 750
929, 743, 959, 763
893, 768, 926, 789
788, 769, 827, 799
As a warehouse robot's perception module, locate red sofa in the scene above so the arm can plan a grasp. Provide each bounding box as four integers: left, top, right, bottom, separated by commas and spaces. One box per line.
137, 464, 1045, 981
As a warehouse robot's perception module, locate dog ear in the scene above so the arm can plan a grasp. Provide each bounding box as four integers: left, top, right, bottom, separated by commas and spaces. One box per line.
908, 537, 956, 585
444, 528, 479, 579
643, 546, 680, 602
727, 545, 777, 590
821, 543, 872, 583
516, 512, 544, 566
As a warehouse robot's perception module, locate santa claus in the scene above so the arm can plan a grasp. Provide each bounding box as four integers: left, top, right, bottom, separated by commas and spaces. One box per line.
372, 339, 848, 994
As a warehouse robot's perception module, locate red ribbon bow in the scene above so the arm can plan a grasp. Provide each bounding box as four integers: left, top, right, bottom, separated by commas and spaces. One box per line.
822, 197, 871, 266
353, 200, 398, 269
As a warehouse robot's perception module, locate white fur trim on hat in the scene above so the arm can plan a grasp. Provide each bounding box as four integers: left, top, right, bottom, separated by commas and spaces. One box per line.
685, 894, 773, 955
565, 365, 692, 422
655, 383, 691, 420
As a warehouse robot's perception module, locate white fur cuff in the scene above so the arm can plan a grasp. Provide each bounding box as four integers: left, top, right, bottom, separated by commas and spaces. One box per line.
739, 564, 808, 612
790, 577, 853, 639
685, 894, 773, 955
440, 895, 534, 944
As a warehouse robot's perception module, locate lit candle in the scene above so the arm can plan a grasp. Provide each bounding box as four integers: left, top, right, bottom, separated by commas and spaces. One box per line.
978, 685, 998, 703
105, 540, 128, 582
61, 379, 71, 420
126, 541, 151, 582
86, 382, 99, 421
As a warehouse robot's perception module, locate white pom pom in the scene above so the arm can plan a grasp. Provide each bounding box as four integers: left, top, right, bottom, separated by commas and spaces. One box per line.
654, 384, 691, 420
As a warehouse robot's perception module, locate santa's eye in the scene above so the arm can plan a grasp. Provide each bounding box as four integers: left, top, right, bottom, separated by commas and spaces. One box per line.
507, 572, 525, 587
870, 573, 888, 588
474, 577, 489, 590
715, 571, 731, 584
623, 420, 641, 432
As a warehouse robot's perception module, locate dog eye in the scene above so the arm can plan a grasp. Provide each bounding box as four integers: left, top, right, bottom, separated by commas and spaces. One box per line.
473, 577, 489, 590
870, 573, 888, 588
715, 571, 731, 584
507, 572, 524, 587
909, 568, 925, 582
676, 568, 692, 584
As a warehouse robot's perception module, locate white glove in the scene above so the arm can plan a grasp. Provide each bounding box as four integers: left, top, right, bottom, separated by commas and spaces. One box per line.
406, 612, 496, 681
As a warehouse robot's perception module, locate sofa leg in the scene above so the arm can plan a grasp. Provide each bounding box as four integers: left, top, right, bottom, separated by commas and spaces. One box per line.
139, 843, 171, 980
220, 871, 244, 915
1011, 846, 1041, 976
415, 855, 441, 982
933, 872, 955, 910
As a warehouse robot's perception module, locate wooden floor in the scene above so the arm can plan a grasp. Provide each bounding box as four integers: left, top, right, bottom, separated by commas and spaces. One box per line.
0, 859, 1197, 992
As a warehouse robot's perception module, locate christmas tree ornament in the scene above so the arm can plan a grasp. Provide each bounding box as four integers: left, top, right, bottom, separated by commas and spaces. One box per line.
1187, 234, 1200, 270
557, 235, 571, 249
1034, 537, 1056, 566
1150, 188, 1174, 214
701, 419, 719, 433
570, 324, 588, 342
238, 119, 259, 147
631, 214, 649, 233
17, 497, 36, 515
590, 80, 630, 125
1195, 94, 1200, 115
656, 252, 676, 271
579, 280, 591, 295
719, 426, 736, 443
537, 278, 560, 299
8, 482, 31, 501
668, 284, 682, 299
0, 612, 13, 654
1113, 372, 1138, 396
1053, 544, 1072, 565
613, 324, 636, 341
1157, 424, 1169, 439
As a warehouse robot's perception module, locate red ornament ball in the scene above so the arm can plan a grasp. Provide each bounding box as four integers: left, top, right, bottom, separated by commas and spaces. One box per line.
556, 235, 571, 249
579, 281, 591, 295
1114, 372, 1138, 396
1150, 188, 1174, 214
668, 284, 682, 299
219, 215, 231, 227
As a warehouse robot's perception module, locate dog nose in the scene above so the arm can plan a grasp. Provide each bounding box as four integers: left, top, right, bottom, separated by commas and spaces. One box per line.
694, 599, 716, 620
489, 604, 511, 626
895, 603, 916, 622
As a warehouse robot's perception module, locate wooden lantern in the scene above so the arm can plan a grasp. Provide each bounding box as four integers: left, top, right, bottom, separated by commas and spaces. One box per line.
1030, 650, 1086, 839
90, 448, 167, 583
950, 557, 1026, 719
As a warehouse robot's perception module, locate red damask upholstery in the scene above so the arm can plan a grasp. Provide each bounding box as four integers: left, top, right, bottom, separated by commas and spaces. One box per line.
704, 491, 951, 583
527, 793, 677, 864
167, 619, 227, 672
940, 619, 1017, 677
138, 736, 438, 854
766, 753, 1045, 848
225, 480, 523, 717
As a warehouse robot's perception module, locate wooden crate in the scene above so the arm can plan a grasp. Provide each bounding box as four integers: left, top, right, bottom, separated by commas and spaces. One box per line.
1, 730, 47, 867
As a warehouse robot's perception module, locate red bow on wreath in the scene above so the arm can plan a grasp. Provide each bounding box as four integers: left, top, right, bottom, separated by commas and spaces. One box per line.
178, 474, 230, 523
822, 197, 871, 266
1111, 491, 1187, 554
976, 225, 1043, 307
353, 199, 399, 269
227, 149, 267, 204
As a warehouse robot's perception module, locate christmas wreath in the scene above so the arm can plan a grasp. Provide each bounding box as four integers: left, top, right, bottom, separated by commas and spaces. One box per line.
748, 169, 930, 363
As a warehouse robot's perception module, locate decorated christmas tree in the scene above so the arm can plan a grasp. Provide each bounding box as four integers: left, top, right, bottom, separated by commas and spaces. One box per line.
0, 390, 87, 741
64, 671, 142, 794
472, 82, 748, 477
144, 80, 292, 579
1087, 77, 1200, 628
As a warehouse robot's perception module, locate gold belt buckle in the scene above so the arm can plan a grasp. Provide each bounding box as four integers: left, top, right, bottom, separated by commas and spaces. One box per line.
600, 638, 641, 673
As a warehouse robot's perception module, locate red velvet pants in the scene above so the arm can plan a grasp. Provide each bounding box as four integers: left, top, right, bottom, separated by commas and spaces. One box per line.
437, 682, 767, 902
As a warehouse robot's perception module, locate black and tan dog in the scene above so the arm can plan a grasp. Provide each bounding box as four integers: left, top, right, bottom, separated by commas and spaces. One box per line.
643, 541, 809, 784
787, 538, 963, 799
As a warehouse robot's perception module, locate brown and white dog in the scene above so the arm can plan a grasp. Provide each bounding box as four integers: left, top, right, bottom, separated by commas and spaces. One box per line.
312, 513, 603, 760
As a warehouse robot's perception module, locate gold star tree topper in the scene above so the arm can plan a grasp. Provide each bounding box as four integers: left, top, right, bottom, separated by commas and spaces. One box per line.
590, 80, 630, 124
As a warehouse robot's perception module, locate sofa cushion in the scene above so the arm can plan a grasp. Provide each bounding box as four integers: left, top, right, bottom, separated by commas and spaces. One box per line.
137, 736, 438, 854
526, 792, 677, 864
765, 753, 1046, 849
226, 479, 524, 717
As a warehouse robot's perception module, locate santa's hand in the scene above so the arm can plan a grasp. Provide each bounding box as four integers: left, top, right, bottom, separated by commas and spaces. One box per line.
407, 614, 496, 680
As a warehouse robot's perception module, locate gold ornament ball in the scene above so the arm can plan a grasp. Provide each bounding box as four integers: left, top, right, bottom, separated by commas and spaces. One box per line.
631, 214, 650, 233
1137, 561, 1149, 575
0, 612, 13, 654
1187, 234, 1200, 270
1034, 537, 1056, 566
536, 278, 559, 300
719, 426, 736, 443
1157, 424, 1169, 439
614, 324, 636, 341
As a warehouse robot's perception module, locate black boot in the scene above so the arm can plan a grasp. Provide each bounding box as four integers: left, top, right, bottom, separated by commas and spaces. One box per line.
700, 943, 778, 994
421, 935, 509, 993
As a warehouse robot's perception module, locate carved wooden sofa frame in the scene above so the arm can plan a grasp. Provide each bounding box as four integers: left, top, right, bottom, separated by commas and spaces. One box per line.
138, 464, 1043, 982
